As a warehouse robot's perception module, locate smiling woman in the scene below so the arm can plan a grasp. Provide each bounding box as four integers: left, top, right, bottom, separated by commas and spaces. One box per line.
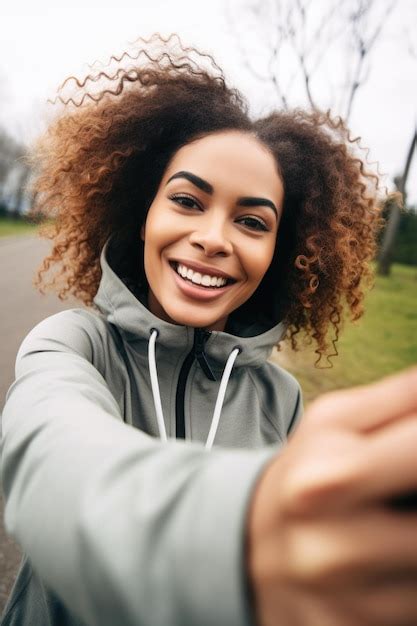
22, 33, 382, 360
3, 32, 416, 626
142, 131, 284, 331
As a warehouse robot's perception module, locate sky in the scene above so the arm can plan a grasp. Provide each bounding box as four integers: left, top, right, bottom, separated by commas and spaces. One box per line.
0, 0, 416, 203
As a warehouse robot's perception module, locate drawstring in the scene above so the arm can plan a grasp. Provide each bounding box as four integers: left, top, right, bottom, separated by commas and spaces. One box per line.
148, 329, 168, 443
204, 347, 240, 450
148, 329, 240, 451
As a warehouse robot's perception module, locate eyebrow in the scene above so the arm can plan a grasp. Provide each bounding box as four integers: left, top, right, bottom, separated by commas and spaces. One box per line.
166, 170, 279, 218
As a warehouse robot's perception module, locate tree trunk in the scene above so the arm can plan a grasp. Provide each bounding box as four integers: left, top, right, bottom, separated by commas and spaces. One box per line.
12, 166, 31, 216
377, 128, 417, 276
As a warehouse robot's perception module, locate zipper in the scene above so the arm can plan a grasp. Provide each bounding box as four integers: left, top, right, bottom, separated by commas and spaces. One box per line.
175, 328, 216, 439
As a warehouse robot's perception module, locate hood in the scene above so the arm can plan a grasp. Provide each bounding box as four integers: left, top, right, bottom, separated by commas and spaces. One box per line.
93, 235, 287, 371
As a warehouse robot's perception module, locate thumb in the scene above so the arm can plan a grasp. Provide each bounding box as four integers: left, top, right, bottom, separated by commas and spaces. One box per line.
305, 366, 417, 434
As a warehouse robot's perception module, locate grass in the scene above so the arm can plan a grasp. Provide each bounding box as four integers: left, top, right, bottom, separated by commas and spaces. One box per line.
0, 215, 39, 237
272, 263, 417, 404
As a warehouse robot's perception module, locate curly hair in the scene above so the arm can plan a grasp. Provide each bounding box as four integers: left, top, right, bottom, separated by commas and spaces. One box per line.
28, 33, 383, 363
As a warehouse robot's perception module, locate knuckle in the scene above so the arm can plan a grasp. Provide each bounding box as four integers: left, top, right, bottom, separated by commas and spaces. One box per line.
285, 526, 349, 587
281, 456, 359, 518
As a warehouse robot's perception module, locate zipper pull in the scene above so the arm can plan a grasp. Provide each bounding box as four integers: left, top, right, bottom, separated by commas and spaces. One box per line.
194, 329, 217, 381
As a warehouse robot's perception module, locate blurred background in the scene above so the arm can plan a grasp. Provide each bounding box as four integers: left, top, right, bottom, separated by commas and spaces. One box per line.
0, 0, 416, 613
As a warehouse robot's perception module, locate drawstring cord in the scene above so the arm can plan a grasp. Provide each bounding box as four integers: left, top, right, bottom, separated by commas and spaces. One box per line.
148, 329, 240, 451
148, 329, 168, 443
204, 347, 240, 450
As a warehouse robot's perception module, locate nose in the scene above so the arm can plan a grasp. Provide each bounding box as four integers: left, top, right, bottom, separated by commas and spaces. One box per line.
188, 215, 233, 257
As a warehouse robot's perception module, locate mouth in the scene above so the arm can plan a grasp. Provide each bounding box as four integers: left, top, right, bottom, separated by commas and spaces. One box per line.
169, 261, 237, 292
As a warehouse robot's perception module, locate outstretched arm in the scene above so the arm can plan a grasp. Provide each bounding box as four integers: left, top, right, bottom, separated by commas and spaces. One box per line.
1, 311, 278, 626
247, 367, 417, 626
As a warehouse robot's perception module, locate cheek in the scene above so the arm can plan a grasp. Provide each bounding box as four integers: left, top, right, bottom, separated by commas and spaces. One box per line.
144, 210, 177, 256
247, 240, 276, 284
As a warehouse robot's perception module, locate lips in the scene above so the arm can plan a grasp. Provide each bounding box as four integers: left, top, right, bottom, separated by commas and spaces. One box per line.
169, 261, 236, 301
169, 260, 237, 289
169, 259, 237, 283
171, 260, 231, 287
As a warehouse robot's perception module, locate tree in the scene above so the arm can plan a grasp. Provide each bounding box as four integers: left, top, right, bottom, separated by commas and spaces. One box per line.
377, 128, 417, 275
227, 0, 417, 273
376, 27, 417, 275
0, 70, 29, 216
0, 127, 29, 216
226, 0, 396, 123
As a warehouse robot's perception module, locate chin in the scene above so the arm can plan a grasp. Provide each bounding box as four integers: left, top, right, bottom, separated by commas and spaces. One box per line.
166, 306, 224, 330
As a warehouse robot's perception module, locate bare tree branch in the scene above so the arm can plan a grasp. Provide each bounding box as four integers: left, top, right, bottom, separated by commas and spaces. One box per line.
344, 0, 397, 121
225, 0, 290, 107
227, 0, 397, 118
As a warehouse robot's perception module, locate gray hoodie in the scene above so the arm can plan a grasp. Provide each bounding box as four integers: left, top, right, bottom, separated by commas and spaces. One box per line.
1, 235, 303, 626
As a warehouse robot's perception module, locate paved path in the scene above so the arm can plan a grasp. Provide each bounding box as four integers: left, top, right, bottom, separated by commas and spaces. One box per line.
0, 235, 82, 612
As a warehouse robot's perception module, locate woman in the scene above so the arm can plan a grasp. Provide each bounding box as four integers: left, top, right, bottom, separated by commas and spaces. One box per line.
2, 34, 417, 626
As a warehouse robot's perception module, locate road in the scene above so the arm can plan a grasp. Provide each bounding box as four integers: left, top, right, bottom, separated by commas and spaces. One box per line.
0, 235, 82, 613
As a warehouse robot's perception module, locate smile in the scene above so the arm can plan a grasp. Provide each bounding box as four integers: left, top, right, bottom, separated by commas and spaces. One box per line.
170, 261, 236, 289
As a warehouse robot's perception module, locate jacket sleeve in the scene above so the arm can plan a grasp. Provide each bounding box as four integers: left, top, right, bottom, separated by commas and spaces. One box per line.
0, 311, 278, 626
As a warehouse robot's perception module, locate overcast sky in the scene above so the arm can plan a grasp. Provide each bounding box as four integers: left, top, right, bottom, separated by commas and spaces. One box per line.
1, 0, 416, 203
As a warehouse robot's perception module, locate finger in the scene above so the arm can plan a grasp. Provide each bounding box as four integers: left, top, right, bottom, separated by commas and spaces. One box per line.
337, 581, 417, 626
306, 366, 417, 433
285, 509, 417, 589
352, 414, 417, 504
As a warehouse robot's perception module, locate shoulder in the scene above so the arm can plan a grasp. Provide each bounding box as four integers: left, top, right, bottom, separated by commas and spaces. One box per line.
262, 360, 302, 396
16, 308, 109, 363
248, 360, 303, 437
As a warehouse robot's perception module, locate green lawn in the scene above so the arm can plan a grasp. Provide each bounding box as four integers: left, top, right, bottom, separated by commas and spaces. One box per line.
0, 216, 39, 237
272, 264, 417, 404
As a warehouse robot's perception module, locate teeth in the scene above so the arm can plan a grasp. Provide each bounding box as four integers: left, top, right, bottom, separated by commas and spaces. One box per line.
175, 263, 228, 288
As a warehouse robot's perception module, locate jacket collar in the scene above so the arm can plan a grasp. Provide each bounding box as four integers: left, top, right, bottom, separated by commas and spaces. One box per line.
93, 236, 286, 369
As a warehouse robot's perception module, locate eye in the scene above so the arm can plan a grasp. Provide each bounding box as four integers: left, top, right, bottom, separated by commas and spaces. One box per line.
237, 216, 269, 232
169, 193, 202, 210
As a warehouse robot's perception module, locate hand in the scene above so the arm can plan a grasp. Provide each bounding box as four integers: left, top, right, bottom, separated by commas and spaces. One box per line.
246, 367, 417, 626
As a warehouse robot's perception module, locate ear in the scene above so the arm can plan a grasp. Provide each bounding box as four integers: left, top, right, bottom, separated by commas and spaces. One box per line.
140, 223, 145, 241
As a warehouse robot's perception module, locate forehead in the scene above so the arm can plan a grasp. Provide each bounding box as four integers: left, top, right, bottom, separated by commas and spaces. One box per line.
162, 131, 283, 202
